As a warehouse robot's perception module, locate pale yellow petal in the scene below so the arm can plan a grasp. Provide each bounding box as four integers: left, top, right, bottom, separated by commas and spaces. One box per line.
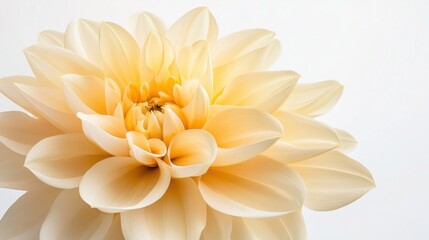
216, 70, 299, 112
0, 186, 59, 240
103, 215, 125, 240
25, 133, 108, 189
62, 74, 106, 114
289, 150, 375, 211
79, 157, 170, 212
262, 111, 340, 163
78, 113, 129, 156
203, 107, 282, 166
200, 207, 232, 240
162, 107, 185, 145
129, 11, 167, 47
38, 30, 64, 47
40, 189, 114, 240
166, 7, 218, 51
199, 156, 305, 217
104, 78, 122, 115
280, 80, 343, 117
230, 212, 306, 240
126, 131, 166, 166
165, 129, 217, 178
121, 178, 206, 240
0, 111, 61, 155
0, 76, 41, 116
335, 128, 358, 152
211, 29, 275, 67
142, 31, 176, 79
182, 85, 210, 129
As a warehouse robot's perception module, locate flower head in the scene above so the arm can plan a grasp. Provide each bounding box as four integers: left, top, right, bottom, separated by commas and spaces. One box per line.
0, 7, 374, 239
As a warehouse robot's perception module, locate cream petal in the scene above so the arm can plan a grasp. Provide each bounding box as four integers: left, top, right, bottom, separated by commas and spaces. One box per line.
104, 214, 125, 240
147, 111, 163, 139
126, 131, 166, 166
64, 19, 105, 68
216, 70, 299, 112
0, 142, 41, 190
200, 207, 232, 240
162, 107, 185, 145
182, 85, 210, 129
129, 11, 167, 47
0, 186, 60, 240
335, 128, 358, 152
25, 133, 108, 189
213, 40, 281, 98
104, 78, 122, 115
143, 31, 176, 78
24, 44, 103, 87
289, 150, 375, 211
230, 212, 306, 240
121, 178, 206, 240
0, 76, 41, 116
79, 157, 170, 212
262, 111, 340, 163
15, 83, 82, 133
199, 156, 305, 218
100, 22, 140, 89
203, 107, 282, 166
280, 80, 343, 117
40, 189, 114, 240
38, 30, 64, 47
78, 113, 129, 156
165, 129, 217, 178
166, 7, 218, 51
62, 74, 106, 114
0, 111, 61, 155
211, 29, 275, 67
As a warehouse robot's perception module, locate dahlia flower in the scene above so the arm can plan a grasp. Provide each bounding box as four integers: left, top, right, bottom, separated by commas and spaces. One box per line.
0, 7, 374, 239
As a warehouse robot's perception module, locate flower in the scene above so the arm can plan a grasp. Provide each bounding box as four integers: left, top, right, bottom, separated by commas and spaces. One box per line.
0, 7, 374, 239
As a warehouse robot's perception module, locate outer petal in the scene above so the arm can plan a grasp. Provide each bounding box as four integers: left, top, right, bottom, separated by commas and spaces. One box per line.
166, 7, 218, 51
0, 186, 60, 240
289, 150, 375, 211
38, 30, 64, 47
280, 80, 343, 117
78, 113, 129, 156
165, 129, 217, 178
0, 111, 61, 155
230, 212, 306, 240
40, 189, 114, 240
104, 214, 125, 240
121, 178, 206, 240
0, 142, 41, 190
79, 157, 170, 212
335, 128, 358, 152
200, 207, 232, 240
199, 156, 305, 218
129, 11, 167, 47
203, 107, 282, 166
0, 76, 41, 116
262, 111, 340, 163
25, 133, 108, 189
216, 70, 299, 112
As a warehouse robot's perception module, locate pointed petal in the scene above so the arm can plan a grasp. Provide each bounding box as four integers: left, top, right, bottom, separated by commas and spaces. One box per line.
63, 74, 106, 114
231, 212, 306, 240
143, 31, 176, 77
166, 7, 218, 51
40, 189, 114, 240
165, 129, 217, 178
64, 19, 105, 68
100, 22, 140, 88
200, 207, 232, 240
280, 80, 343, 117
0, 111, 61, 155
129, 11, 167, 47
263, 111, 340, 163
25, 133, 108, 189
126, 131, 166, 166
199, 156, 305, 218
121, 178, 206, 240
104, 78, 122, 115
79, 157, 170, 212
203, 107, 282, 166
0, 142, 41, 190
0, 186, 60, 240
78, 113, 129, 156
0, 76, 41, 116
162, 107, 185, 145
182, 85, 210, 129
38, 30, 64, 47
211, 29, 275, 67
335, 128, 358, 152
216, 70, 299, 112
289, 150, 375, 211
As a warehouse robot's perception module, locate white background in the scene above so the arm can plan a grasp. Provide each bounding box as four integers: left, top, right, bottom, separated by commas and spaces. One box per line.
1, 0, 428, 239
